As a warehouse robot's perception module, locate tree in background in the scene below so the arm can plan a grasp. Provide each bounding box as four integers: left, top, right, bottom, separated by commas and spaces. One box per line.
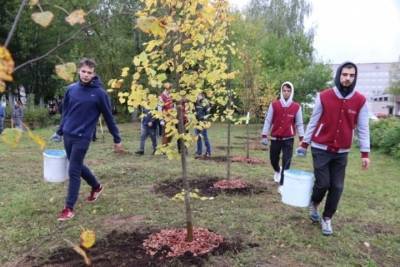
1, 0, 142, 105
232, 0, 331, 116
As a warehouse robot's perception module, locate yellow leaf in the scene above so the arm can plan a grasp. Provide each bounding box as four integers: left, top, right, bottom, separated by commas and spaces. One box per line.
65, 9, 87, 26
31, 11, 54, 28
145, 39, 162, 52
27, 129, 46, 150
0, 46, 14, 82
55, 62, 76, 82
173, 44, 181, 53
133, 72, 140, 80
136, 16, 166, 38
29, 0, 38, 7
121, 67, 129, 77
133, 56, 141, 66
109, 79, 124, 89
176, 65, 183, 72
144, 0, 157, 9
156, 73, 167, 82
80, 229, 96, 249
0, 81, 5, 93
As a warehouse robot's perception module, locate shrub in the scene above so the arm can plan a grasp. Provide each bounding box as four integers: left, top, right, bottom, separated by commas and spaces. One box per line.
370, 118, 400, 159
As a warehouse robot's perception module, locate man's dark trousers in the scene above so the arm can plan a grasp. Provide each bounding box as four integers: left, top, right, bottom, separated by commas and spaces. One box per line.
311, 147, 348, 219
269, 138, 294, 185
64, 134, 100, 209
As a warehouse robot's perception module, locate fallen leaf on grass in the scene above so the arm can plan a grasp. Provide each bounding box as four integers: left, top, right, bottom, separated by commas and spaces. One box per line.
171, 189, 214, 201
80, 229, 96, 249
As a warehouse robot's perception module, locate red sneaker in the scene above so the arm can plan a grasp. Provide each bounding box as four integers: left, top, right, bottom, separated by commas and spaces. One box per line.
57, 207, 75, 221
86, 185, 104, 202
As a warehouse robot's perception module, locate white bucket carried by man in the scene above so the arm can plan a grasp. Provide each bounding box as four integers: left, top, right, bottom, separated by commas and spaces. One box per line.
43, 149, 68, 183
281, 169, 314, 207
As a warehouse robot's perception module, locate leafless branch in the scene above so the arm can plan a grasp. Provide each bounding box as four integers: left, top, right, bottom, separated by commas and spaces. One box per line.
13, 22, 99, 73
4, 0, 28, 47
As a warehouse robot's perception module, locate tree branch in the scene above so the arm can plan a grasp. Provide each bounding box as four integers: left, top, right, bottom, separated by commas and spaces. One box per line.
4, 0, 28, 48
13, 22, 99, 73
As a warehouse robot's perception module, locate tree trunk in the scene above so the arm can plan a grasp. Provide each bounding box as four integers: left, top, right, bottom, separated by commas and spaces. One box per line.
227, 119, 231, 180
177, 103, 193, 242
246, 116, 250, 159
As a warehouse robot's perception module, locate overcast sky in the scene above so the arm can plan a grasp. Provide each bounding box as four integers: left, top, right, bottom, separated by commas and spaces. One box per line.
228, 0, 400, 64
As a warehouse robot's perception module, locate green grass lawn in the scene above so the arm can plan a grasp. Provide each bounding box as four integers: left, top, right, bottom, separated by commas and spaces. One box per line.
0, 123, 399, 266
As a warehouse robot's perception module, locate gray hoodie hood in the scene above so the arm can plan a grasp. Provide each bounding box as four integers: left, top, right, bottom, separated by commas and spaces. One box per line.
280, 81, 294, 107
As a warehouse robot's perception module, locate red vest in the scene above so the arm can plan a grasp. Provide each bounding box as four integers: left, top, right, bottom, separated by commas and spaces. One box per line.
271, 100, 300, 138
160, 91, 173, 111
312, 88, 366, 151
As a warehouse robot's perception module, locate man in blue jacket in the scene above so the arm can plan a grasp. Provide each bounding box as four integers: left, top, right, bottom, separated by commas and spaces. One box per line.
52, 58, 124, 221
135, 107, 158, 155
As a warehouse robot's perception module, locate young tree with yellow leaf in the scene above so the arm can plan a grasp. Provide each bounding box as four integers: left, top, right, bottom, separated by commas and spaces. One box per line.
112, 0, 236, 241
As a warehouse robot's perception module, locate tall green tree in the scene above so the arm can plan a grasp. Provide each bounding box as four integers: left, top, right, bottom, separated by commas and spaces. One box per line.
1, 0, 142, 103
233, 0, 331, 112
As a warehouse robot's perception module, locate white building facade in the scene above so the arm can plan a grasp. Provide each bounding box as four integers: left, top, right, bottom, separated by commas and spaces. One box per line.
330, 63, 400, 116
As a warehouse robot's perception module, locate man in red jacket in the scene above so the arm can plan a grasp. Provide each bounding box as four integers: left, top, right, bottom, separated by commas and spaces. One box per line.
261, 81, 304, 191
297, 62, 370, 236
158, 82, 174, 145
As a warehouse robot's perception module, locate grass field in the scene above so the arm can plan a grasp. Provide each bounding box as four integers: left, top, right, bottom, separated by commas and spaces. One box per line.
0, 123, 399, 266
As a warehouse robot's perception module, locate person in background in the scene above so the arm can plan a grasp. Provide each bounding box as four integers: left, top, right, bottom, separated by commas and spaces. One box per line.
297, 62, 370, 236
51, 58, 124, 221
135, 107, 158, 155
158, 82, 174, 145
194, 92, 211, 158
12, 98, 24, 130
261, 81, 304, 192
0, 100, 5, 134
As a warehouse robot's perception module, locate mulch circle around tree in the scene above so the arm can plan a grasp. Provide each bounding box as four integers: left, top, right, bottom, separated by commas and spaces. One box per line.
30, 228, 243, 267
153, 177, 268, 198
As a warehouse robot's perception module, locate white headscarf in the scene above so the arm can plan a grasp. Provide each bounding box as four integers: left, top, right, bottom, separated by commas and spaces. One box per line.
279, 81, 294, 107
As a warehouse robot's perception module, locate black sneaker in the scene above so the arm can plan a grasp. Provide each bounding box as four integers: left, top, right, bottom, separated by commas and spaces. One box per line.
135, 151, 144, 155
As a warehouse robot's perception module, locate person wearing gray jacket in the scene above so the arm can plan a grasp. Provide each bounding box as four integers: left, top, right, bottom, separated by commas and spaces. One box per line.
297, 62, 370, 236
261, 82, 304, 190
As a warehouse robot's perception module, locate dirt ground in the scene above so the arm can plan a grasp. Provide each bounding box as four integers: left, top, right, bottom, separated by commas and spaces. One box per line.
153, 177, 269, 198
25, 227, 243, 267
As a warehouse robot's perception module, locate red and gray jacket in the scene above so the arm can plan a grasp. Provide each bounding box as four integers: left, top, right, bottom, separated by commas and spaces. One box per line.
158, 90, 173, 112
301, 87, 370, 158
262, 81, 304, 140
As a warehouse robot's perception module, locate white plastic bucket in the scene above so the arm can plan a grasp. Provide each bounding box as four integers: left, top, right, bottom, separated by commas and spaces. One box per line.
43, 149, 68, 183
281, 169, 314, 207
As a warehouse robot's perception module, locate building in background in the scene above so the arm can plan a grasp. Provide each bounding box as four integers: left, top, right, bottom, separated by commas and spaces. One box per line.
330, 63, 400, 116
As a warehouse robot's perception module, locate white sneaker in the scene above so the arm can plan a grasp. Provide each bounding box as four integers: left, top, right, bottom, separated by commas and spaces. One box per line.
273, 172, 280, 183
278, 186, 283, 195
321, 218, 333, 236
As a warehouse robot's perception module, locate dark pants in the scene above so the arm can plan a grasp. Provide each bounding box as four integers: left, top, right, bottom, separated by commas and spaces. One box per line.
311, 147, 348, 219
0, 117, 4, 134
139, 125, 157, 152
64, 134, 100, 209
195, 128, 211, 155
270, 138, 294, 185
